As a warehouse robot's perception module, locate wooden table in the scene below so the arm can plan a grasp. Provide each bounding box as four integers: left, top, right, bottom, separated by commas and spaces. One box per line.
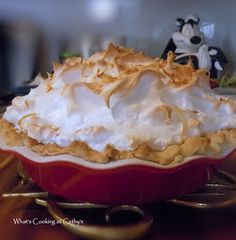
0, 151, 236, 240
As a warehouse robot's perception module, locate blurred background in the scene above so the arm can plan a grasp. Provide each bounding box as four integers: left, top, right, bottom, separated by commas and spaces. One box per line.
0, 0, 235, 96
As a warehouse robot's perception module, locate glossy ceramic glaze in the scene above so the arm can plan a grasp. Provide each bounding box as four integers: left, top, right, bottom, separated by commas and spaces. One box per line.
18, 155, 217, 204
2, 132, 234, 204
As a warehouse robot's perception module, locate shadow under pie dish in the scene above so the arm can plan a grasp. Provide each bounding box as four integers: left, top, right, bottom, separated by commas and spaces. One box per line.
1, 44, 236, 204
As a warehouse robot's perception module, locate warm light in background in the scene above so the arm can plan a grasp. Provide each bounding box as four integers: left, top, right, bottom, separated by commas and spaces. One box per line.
88, 0, 118, 22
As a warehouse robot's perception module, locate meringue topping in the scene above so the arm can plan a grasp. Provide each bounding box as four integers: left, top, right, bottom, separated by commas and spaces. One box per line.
4, 44, 236, 152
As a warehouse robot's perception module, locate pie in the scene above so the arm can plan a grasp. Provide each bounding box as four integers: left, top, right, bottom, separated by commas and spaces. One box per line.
1, 44, 236, 165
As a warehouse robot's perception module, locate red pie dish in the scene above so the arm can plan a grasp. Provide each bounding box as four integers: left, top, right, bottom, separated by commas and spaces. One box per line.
0, 136, 233, 205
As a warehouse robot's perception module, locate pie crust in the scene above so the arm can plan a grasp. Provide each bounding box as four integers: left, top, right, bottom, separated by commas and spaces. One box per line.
1, 118, 236, 165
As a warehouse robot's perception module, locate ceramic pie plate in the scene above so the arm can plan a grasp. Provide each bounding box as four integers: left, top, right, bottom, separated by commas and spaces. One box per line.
0, 135, 234, 204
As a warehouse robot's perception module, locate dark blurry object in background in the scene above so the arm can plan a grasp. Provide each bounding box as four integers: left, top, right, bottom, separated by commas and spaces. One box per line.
7, 22, 40, 87
0, 21, 46, 101
0, 22, 11, 96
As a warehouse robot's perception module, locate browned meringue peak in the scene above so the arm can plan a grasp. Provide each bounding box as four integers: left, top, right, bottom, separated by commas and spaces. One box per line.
41, 43, 213, 107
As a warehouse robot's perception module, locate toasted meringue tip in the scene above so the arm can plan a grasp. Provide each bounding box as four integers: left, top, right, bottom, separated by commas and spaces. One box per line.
52, 61, 62, 70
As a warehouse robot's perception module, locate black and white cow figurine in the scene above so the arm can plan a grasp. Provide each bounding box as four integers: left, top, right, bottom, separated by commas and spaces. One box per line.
162, 15, 227, 79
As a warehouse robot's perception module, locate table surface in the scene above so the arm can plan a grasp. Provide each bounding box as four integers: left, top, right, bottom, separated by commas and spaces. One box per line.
0, 151, 236, 240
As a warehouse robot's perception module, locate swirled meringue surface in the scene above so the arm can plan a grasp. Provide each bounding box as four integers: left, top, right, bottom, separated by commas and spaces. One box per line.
4, 44, 236, 152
